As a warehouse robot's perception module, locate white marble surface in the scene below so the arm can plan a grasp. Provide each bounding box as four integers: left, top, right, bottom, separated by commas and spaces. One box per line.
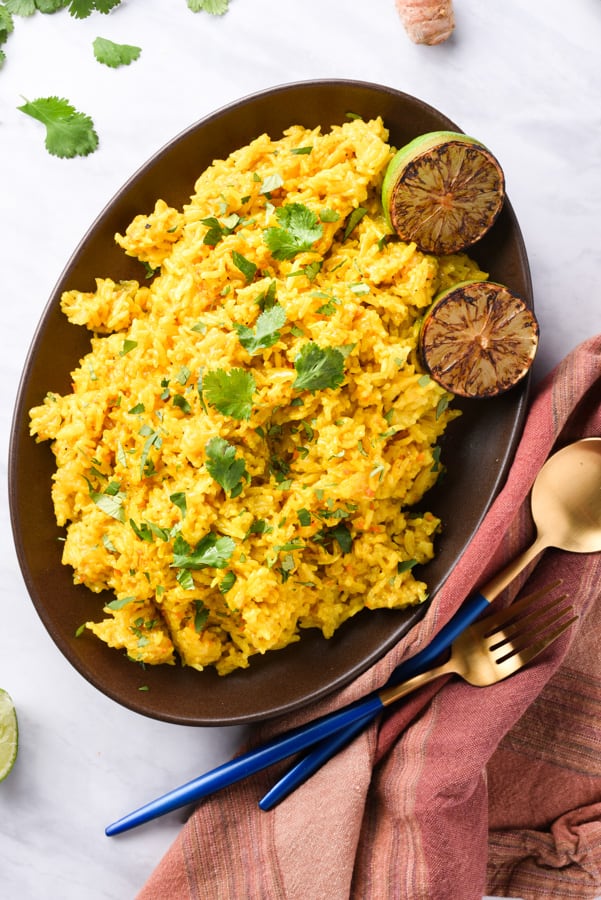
1, 1, 600, 897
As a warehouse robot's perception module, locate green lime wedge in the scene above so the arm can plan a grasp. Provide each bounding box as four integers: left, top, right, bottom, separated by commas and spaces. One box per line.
0, 689, 18, 782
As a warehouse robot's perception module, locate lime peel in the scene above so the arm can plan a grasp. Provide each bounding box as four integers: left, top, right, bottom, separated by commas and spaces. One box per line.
0, 689, 18, 782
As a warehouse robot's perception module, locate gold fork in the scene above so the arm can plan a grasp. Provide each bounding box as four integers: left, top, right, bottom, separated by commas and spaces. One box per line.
378, 586, 577, 708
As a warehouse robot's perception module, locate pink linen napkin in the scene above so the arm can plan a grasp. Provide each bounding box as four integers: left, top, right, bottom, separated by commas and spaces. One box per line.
138, 334, 601, 900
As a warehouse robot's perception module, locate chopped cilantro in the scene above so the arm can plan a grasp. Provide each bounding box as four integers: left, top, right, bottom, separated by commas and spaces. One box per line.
172, 532, 235, 570
93, 36, 141, 67
320, 209, 340, 223
264, 203, 323, 261
88, 479, 126, 522
187, 0, 229, 13
219, 571, 237, 594
172, 393, 192, 414
297, 508, 311, 527
18, 95, 98, 158
201, 214, 238, 246
344, 207, 367, 240
293, 342, 345, 393
397, 559, 418, 574
68, 0, 121, 18
120, 339, 137, 356
106, 596, 137, 611
205, 436, 248, 498
203, 368, 256, 420
291, 145, 312, 155
319, 522, 353, 554
170, 491, 187, 518
260, 173, 284, 194
192, 599, 209, 632
232, 250, 257, 284
234, 304, 286, 355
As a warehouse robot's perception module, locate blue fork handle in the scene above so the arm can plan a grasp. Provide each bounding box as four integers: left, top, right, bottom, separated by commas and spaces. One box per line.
259, 591, 491, 811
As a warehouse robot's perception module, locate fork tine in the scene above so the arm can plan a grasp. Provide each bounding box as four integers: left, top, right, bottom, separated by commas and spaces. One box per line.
476, 580, 563, 637
495, 611, 577, 667
487, 594, 569, 651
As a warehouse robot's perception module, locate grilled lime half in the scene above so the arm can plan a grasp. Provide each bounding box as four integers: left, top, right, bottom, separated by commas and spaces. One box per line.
419, 280, 538, 398
382, 131, 505, 255
0, 689, 18, 782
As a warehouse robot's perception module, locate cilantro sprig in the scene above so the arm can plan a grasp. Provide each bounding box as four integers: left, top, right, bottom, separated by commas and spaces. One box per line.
264, 203, 323, 261
234, 304, 287, 355
18, 96, 98, 158
293, 342, 345, 393
93, 36, 141, 68
205, 436, 249, 498
203, 368, 256, 420
172, 532, 235, 570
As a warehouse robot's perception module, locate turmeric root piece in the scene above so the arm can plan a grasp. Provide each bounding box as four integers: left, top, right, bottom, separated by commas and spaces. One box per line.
395, 0, 455, 45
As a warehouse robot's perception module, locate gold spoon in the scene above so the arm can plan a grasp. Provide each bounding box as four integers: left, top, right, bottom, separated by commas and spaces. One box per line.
481, 436, 601, 601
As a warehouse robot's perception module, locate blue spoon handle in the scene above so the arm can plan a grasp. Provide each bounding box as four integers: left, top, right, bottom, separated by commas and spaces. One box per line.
259, 591, 491, 811
106, 693, 383, 835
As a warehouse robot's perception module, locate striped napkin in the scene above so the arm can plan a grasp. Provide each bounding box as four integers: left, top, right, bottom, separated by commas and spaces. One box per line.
138, 334, 601, 900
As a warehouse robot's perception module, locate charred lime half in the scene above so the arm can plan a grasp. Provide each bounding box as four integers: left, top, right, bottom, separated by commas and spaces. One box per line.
382, 131, 505, 255
419, 280, 538, 398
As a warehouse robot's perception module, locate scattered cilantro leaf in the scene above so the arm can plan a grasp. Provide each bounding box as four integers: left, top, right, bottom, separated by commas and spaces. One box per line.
344, 207, 367, 240
264, 203, 323, 261
293, 342, 345, 393
187, 0, 229, 13
193, 599, 209, 632
234, 304, 286, 355
232, 250, 257, 284
219, 571, 236, 594
68, 0, 120, 18
106, 596, 137, 611
4, 1, 36, 14
170, 491, 187, 518
205, 436, 248, 497
203, 368, 256, 420
397, 558, 418, 574
18, 96, 98, 158
319, 522, 353, 554
260, 173, 284, 195
172, 532, 235, 570
93, 36, 141, 68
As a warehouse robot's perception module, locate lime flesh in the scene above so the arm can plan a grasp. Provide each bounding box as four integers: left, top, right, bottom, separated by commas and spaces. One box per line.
382, 131, 505, 255
419, 280, 538, 398
0, 690, 18, 781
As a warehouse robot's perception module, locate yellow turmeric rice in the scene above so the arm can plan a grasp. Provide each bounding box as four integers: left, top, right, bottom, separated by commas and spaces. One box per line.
29, 117, 486, 675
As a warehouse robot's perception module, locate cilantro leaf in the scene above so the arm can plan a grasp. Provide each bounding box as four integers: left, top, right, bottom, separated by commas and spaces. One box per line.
264, 203, 323, 261
293, 342, 345, 393
4, 1, 35, 14
93, 36, 141, 68
68, 0, 120, 18
205, 436, 248, 497
232, 250, 257, 284
18, 96, 98, 158
187, 0, 229, 12
344, 207, 367, 240
172, 533, 235, 570
203, 368, 256, 420
234, 304, 286, 355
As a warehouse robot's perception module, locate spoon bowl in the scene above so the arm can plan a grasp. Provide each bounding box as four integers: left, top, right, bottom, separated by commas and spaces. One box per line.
483, 437, 601, 599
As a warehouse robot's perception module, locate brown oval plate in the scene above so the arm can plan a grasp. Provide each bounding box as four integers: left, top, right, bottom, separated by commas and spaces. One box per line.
9, 80, 532, 726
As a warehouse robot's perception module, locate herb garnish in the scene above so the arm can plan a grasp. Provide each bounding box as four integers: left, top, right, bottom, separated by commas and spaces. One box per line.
93, 36, 141, 68
234, 304, 286, 355
203, 368, 256, 420
264, 203, 323, 260
205, 436, 248, 498
172, 532, 235, 570
18, 96, 98, 158
292, 342, 345, 393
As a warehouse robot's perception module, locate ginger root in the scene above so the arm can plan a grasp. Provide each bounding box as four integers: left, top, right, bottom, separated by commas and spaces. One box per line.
395, 0, 455, 45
